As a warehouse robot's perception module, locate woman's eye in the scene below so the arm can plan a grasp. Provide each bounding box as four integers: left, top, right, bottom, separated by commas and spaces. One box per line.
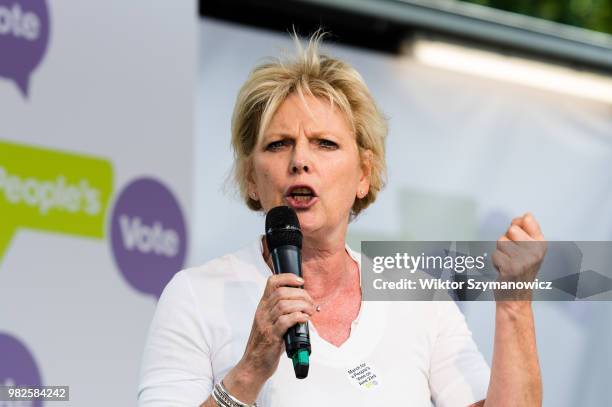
318, 139, 338, 149
266, 140, 289, 151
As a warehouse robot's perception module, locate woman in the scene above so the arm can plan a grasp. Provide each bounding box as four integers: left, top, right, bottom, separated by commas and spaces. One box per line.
138, 31, 546, 407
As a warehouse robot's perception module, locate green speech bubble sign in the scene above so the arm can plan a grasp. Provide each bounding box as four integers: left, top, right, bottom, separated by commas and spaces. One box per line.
0, 140, 113, 262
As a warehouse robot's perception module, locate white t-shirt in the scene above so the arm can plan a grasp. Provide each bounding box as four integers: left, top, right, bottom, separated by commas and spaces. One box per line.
138, 236, 490, 406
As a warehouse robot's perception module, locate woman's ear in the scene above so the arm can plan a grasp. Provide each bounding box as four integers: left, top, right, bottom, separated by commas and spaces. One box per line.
248, 186, 258, 201
358, 149, 373, 198
246, 161, 259, 201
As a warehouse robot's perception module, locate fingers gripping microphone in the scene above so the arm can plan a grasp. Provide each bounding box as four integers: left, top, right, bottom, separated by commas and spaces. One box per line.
265, 206, 311, 379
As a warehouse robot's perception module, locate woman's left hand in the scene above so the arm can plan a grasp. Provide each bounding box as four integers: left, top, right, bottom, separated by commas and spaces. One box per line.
491, 212, 547, 301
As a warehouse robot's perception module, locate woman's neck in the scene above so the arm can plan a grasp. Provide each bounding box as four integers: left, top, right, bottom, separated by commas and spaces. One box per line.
301, 240, 354, 300
261, 234, 357, 301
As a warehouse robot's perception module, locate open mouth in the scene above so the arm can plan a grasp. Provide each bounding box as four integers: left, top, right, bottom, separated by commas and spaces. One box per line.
285, 185, 318, 208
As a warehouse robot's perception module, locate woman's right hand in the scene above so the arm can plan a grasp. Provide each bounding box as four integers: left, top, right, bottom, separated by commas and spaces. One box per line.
214, 273, 315, 406
241, 273, 316, 379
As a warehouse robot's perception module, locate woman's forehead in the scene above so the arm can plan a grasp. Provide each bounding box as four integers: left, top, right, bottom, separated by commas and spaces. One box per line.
264, 94, 353, 136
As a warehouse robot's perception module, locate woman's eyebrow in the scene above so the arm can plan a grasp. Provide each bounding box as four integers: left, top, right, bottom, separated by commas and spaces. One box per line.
262, 131, 335, 141
263, 132, 294, 139
308, 131, 333, 137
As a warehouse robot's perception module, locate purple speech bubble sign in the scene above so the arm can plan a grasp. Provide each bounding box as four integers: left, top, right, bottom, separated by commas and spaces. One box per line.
0, 333, 43, 407
110, 177, 188, 299
0, 0, 50, 97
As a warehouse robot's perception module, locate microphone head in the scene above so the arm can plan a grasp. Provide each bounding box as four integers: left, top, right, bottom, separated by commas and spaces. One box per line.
265, 206, 302, 251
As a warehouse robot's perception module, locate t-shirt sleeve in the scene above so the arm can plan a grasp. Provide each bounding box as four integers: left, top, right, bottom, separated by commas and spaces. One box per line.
138, 271, 213, 407
429, 301, 490, 407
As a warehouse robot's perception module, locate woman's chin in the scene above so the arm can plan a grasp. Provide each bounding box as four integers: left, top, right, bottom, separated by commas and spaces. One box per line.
295, 212, 322, 234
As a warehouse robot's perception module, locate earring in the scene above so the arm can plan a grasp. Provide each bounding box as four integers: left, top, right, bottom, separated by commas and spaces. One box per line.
358, 189, 364, 198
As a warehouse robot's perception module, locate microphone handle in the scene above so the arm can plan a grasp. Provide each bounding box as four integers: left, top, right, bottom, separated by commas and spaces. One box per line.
271, 245, 311, 379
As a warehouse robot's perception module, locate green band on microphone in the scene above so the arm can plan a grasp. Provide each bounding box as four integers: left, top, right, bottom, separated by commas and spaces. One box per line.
292, 348, 310, 379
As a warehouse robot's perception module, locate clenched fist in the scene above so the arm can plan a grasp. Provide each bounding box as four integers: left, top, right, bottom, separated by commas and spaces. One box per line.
491, 212, 547, 301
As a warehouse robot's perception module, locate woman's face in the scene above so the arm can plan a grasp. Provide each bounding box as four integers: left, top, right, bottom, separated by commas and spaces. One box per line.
249, 93, 371, 238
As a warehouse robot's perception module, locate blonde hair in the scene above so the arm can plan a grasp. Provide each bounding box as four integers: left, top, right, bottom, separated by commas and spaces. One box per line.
231, 29, 387, 217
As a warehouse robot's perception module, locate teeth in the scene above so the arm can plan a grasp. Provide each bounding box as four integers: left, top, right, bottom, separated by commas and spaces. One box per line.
291, 187, 313, 194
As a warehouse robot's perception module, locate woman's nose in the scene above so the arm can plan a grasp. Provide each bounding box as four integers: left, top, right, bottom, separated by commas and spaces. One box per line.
290, 142, 311, 174
291, 162, 309, 174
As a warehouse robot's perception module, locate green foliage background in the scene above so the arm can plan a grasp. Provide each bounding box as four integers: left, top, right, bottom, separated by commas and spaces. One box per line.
461, 0, 612, 34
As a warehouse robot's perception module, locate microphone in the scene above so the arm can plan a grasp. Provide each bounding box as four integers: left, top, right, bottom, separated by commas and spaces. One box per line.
265, 205, 311, 379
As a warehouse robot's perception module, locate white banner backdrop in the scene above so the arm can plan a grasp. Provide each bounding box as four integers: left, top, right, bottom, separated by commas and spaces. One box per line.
195, 18, 612, 406
0, 1, 195, 405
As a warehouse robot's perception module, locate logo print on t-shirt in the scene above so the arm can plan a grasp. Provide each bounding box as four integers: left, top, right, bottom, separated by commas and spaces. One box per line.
345, 361, 381, 390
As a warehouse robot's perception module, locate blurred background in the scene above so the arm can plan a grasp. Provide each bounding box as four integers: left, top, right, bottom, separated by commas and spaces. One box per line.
1, 0, 611, 405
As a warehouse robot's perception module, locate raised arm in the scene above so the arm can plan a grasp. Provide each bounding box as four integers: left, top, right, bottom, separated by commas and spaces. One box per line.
482, 212, 546, 407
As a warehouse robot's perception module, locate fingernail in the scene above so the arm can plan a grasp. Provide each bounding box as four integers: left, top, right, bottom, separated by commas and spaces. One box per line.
296, 277, 304, 283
